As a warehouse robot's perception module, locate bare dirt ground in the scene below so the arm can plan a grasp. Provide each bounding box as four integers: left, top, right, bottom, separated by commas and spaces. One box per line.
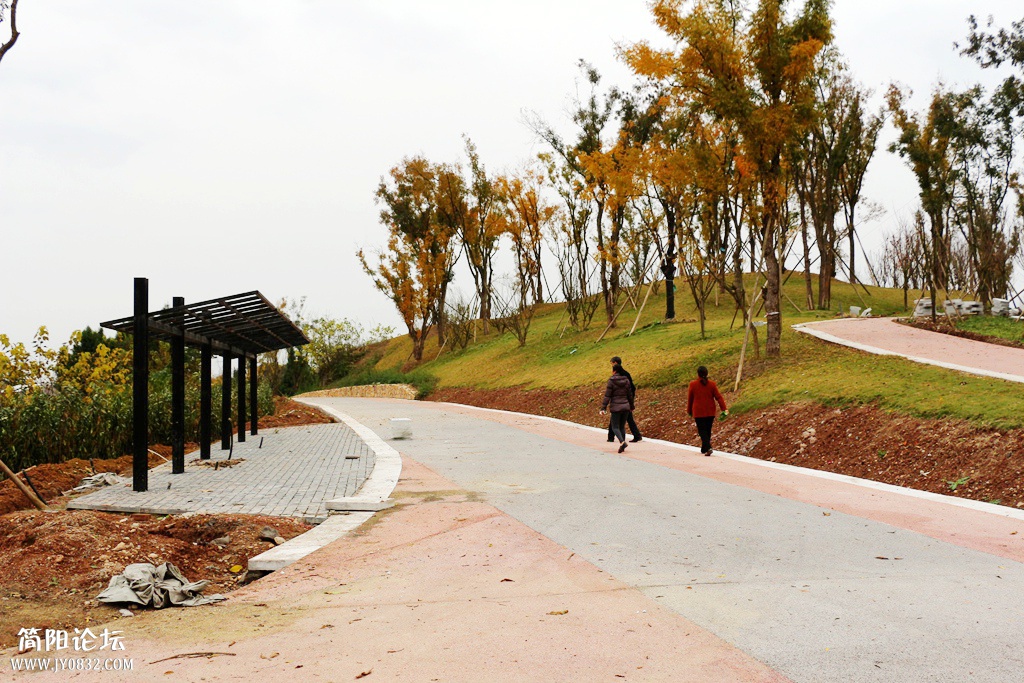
429, 386, 1024, 510
0, 397, 330, 649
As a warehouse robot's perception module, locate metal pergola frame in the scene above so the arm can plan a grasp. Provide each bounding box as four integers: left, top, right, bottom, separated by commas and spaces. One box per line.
102, 278, 308, 492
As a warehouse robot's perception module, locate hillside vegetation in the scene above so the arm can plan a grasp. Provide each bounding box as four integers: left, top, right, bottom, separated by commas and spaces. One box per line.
349, 275, 1024, 431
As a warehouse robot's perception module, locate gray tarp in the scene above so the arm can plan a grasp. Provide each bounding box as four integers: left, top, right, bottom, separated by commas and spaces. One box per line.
96, 563, 225, 608
69, 472, 129, 492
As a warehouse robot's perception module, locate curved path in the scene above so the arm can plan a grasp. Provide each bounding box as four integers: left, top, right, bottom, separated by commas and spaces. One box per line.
794, 317, 1024, 383
15, 397, 1023, 682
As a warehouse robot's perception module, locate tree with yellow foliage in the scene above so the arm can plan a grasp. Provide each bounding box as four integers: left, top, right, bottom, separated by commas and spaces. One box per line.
623, 0, 832, 356
360, 157, 458, 361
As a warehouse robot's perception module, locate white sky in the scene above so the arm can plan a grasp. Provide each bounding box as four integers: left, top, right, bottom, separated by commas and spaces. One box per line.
1, 1, 1021, 348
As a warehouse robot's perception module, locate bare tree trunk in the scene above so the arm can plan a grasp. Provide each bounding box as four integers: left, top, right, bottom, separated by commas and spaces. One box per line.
664, 209, 677, 320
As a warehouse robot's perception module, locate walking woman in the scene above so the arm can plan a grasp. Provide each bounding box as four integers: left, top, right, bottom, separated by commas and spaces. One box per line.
600, 365, 635, 453
687, 366, 728, 456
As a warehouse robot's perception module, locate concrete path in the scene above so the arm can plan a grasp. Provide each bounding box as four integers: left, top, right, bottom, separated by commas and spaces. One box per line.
67, 422, 374, 523
794, 317, 1024, 383
9, 398, 1024, 682
307, 398, 1024, 683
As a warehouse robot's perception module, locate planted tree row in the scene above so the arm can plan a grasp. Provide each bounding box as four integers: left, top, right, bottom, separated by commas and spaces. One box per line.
360, 2, 1024, 359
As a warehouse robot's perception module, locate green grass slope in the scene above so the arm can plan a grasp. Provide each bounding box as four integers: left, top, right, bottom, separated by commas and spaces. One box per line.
351, 275, 1024, 431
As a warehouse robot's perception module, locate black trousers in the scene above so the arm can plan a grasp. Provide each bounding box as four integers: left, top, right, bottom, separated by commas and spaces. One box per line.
608, 411, 641, 441
695, 416, 715, 453
609, 411, 627, 443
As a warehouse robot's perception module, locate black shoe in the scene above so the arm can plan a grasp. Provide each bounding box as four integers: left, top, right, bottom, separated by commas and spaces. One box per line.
607, 438, 615, 443
618, 442, 627, 453
630, 437, 642, 443
705, 449, 713, 457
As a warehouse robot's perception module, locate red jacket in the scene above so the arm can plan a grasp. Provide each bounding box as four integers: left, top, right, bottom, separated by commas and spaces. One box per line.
687, 379, 727, 418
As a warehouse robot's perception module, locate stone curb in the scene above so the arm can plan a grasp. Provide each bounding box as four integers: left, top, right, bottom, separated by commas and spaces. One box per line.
246, 403, 403, 573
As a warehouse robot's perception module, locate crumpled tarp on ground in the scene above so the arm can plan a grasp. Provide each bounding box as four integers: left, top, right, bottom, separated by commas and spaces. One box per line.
70, 472, 129, 493
97, 563, 225, 608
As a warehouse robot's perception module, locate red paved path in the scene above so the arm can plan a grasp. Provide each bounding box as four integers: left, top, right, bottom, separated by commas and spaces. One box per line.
795, 317, 1024, 382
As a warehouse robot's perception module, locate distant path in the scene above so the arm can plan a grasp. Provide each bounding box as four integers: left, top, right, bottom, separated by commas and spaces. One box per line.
793, 317, 1024, 383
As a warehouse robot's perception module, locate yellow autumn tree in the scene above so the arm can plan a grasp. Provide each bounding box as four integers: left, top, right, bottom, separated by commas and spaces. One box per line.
360, 157, 458, 361
623, 0, 832, 356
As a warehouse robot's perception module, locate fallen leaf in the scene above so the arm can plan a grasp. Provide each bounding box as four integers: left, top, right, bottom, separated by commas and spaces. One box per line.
356, 669, 373, 679
500, 578, 514, 582
547, 610, 568, 616
875, 556, 889, 560
229, 565, 243, 574
822, 512, 831, 516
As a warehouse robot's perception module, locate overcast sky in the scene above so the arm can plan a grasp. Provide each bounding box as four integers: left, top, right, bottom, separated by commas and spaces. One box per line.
1, 1, 1021, 349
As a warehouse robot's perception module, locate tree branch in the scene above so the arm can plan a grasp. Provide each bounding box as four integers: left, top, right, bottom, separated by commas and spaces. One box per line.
0, 0, 20, 66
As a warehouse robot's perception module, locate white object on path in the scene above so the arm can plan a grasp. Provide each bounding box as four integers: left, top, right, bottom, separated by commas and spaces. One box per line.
390, 417, 412, 440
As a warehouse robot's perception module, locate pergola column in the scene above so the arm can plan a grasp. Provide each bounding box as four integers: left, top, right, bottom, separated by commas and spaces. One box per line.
132, 278, 149, 492
171, 296, 185, 474
237, 356, 247, 443
200, 343, 212, 460
221, 353, 232, 449
249, 356, 258, 436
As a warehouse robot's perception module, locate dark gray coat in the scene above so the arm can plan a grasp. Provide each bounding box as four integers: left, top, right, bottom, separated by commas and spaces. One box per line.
601, 374, 634, 413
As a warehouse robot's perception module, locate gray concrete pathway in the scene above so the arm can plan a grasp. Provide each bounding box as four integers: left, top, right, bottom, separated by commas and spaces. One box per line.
306, 397, 1024, 683
67, 423, 374, 522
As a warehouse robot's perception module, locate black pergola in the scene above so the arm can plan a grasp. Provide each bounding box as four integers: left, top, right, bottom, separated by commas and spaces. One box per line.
102, 278, 308, 492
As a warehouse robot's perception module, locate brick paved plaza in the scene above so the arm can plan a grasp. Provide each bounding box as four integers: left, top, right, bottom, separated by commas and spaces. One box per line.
67, 423, 374, 522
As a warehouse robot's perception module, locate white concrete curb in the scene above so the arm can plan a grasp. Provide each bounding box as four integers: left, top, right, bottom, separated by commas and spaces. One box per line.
247, 403, 403, 573
792, 318, 1024, 384
435, 401, 1024, 523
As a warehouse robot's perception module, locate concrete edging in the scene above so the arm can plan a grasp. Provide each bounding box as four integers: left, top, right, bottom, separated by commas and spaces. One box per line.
247, 404, 403, 573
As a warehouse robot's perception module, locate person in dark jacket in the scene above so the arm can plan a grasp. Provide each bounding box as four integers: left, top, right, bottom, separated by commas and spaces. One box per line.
687, 365, 728, 456
600, 365, 635, 453
606, 356, 642, 443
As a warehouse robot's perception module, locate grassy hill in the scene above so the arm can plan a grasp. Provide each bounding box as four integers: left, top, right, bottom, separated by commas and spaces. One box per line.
350, 274, 1024, 431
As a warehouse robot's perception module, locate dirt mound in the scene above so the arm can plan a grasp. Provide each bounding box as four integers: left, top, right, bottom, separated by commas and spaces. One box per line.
0, 396, 333, 649
429, 386, 1024, 509
0, 510, 311, 649
261, 396, 335, 428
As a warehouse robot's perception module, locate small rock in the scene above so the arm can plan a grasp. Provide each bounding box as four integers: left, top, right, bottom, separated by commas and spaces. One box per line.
259, 526, 280, 542
273, 536, 286, 546
119, 609, 134, 618
211, 536, 230, 548
113, 542, 127, 552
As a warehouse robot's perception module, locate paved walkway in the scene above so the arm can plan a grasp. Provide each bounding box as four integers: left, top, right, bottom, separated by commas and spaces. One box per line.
67, 423, 374, 522
23, 397, 1022, 683
794, 317, 1024, 383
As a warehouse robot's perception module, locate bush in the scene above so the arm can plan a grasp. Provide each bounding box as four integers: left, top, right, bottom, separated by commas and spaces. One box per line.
0, 329, 277, 473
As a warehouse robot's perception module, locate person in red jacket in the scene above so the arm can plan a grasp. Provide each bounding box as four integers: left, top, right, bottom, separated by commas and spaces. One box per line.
687, 366, 728, 456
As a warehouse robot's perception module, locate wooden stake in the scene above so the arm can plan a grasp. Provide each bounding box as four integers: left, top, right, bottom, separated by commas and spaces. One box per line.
0, 458, 48, 511
734, 277, 763, 393
628, 283, 656, 336
596, 297, 633, 343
